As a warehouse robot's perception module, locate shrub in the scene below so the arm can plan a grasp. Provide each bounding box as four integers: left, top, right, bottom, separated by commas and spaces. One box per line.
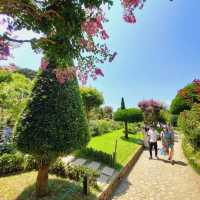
128, 122, 143, 134
78, 148, 113, 167
0, 152, 24, 175
170, 114, 178, 127
0, 143, 16, 156
178, 105, 200, 149
89, 120, 122, 136
49, 159, 99, 187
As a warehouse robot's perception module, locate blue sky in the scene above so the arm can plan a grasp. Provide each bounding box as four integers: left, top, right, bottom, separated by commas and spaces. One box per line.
2, 0, 200, 109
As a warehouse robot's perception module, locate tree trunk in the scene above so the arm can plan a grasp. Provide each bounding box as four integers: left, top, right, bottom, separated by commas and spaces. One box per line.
36, 163, 49, 197
124, 121, 128, 139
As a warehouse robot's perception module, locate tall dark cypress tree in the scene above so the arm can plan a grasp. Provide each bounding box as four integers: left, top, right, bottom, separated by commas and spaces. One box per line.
121, 97, 128, 139
14, 61, 90, 196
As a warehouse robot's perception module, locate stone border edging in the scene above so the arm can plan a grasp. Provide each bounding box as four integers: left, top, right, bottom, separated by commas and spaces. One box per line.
97, 145, 144, 200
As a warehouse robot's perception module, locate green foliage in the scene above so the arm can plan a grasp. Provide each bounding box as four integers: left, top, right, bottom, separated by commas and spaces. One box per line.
178, 104, 200, 149
80, 87, 104, 119
14, 62, 89, 163
0, 152, 24, 175
0, 71, 32, 124
170, 114, 178, 127
128, 122, 143, 134
16, 67, 37, 80
114, 108, 143, 123
0, 143, 16, 156
89, 120, 122, 136
0, 151, 37, 175
50, 159, 99, 187
78, 147, 113, 167
182, 137, 200, 175
170, 95, 190, 114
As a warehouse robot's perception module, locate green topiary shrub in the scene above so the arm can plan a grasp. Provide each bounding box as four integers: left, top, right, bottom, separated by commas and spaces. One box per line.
14, 61, 90, 196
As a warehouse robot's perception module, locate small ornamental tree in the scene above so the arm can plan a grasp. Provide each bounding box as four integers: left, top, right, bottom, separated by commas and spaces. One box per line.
14, 61, 89, 197
114, 108, 143, 139
138, 99, 164, 127
80, 87, 104, 120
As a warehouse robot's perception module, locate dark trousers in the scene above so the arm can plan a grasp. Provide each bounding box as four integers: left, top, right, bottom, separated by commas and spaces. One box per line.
149, 142, 158, 157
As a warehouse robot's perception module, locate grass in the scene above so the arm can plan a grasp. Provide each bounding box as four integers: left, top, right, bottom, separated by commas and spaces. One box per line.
182, 137, 200, 175
76, 129, 143, 170
0, 171, 98, 200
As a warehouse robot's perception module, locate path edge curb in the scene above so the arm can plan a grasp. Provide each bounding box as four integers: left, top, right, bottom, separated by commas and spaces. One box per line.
97, 145, 144, 200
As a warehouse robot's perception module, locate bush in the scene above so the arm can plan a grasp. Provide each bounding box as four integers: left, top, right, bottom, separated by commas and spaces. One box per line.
79, 147, 113, 167
49, 159, 99, 187
170, 114, 178, 127
0, 143, 16, 156
128, 122, 143, 134
0, 152, 24, 175
182, 137, 200, 174
89, 120, 122, 136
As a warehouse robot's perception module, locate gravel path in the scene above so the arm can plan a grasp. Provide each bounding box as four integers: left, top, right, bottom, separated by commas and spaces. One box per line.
111, 136, 200, 200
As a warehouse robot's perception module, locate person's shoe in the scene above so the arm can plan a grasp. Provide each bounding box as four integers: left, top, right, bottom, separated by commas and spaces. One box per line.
149, 156, 152, 160
171, 160, 175, 165
156, 156, 159, 160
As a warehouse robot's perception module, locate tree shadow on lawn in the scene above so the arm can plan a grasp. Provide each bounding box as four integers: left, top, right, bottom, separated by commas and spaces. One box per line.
120, 136, 143, 145
16, 178, 97, 200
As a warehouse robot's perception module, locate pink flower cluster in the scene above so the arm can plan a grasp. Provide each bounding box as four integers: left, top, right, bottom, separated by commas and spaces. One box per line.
76, 65, 104, 85
82, 10, 109, 40
122, 0, 144, 24
53, 68, 76, 85
193, 79, 200, 85
138, 99, 163, 111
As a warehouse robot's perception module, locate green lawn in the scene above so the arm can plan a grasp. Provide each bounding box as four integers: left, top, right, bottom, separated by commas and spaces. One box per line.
77, 129, 143, 169
0, 171, 97, 200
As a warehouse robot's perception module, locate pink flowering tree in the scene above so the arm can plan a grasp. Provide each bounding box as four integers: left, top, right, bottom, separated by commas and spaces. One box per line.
0, 0, 145, 84
138, 99, 165, 126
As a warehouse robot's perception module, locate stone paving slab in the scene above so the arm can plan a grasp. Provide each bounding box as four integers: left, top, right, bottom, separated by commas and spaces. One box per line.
62, 155, 75, 165
111, 138, 200, 200
70, 158, 87, 166
87, 161, 101, 170
101, 166, 115, 176
97, 174, 109, 185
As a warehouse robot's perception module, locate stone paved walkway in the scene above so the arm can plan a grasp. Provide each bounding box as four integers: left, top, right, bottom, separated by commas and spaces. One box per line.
111, 135, 200, 200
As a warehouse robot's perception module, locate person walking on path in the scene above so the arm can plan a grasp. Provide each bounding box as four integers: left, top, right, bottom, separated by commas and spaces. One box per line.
148, 126, 158, 159
161, 125, 175, 164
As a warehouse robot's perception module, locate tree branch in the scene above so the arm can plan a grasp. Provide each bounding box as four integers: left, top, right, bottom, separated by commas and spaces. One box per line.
3, 34, 33, 44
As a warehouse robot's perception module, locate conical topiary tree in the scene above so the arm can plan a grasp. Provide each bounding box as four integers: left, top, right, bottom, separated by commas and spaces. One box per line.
14, 61, 90, 197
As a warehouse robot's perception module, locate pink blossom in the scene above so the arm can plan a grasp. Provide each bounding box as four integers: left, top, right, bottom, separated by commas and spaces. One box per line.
100, 30, 109, 40
95, 68, 104, 77
53, 68, 76, 85
123, 14, 136, 23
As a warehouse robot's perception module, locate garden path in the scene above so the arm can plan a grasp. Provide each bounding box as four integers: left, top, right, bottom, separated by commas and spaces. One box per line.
111, 135, 200, 200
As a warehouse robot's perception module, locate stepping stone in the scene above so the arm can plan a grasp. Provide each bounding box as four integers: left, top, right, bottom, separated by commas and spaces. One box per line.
97, 174, 109, 185
101, 166, 115, 176
62, 155, 75, 165
71, 158, 87, 166
87, 161, 101, 170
